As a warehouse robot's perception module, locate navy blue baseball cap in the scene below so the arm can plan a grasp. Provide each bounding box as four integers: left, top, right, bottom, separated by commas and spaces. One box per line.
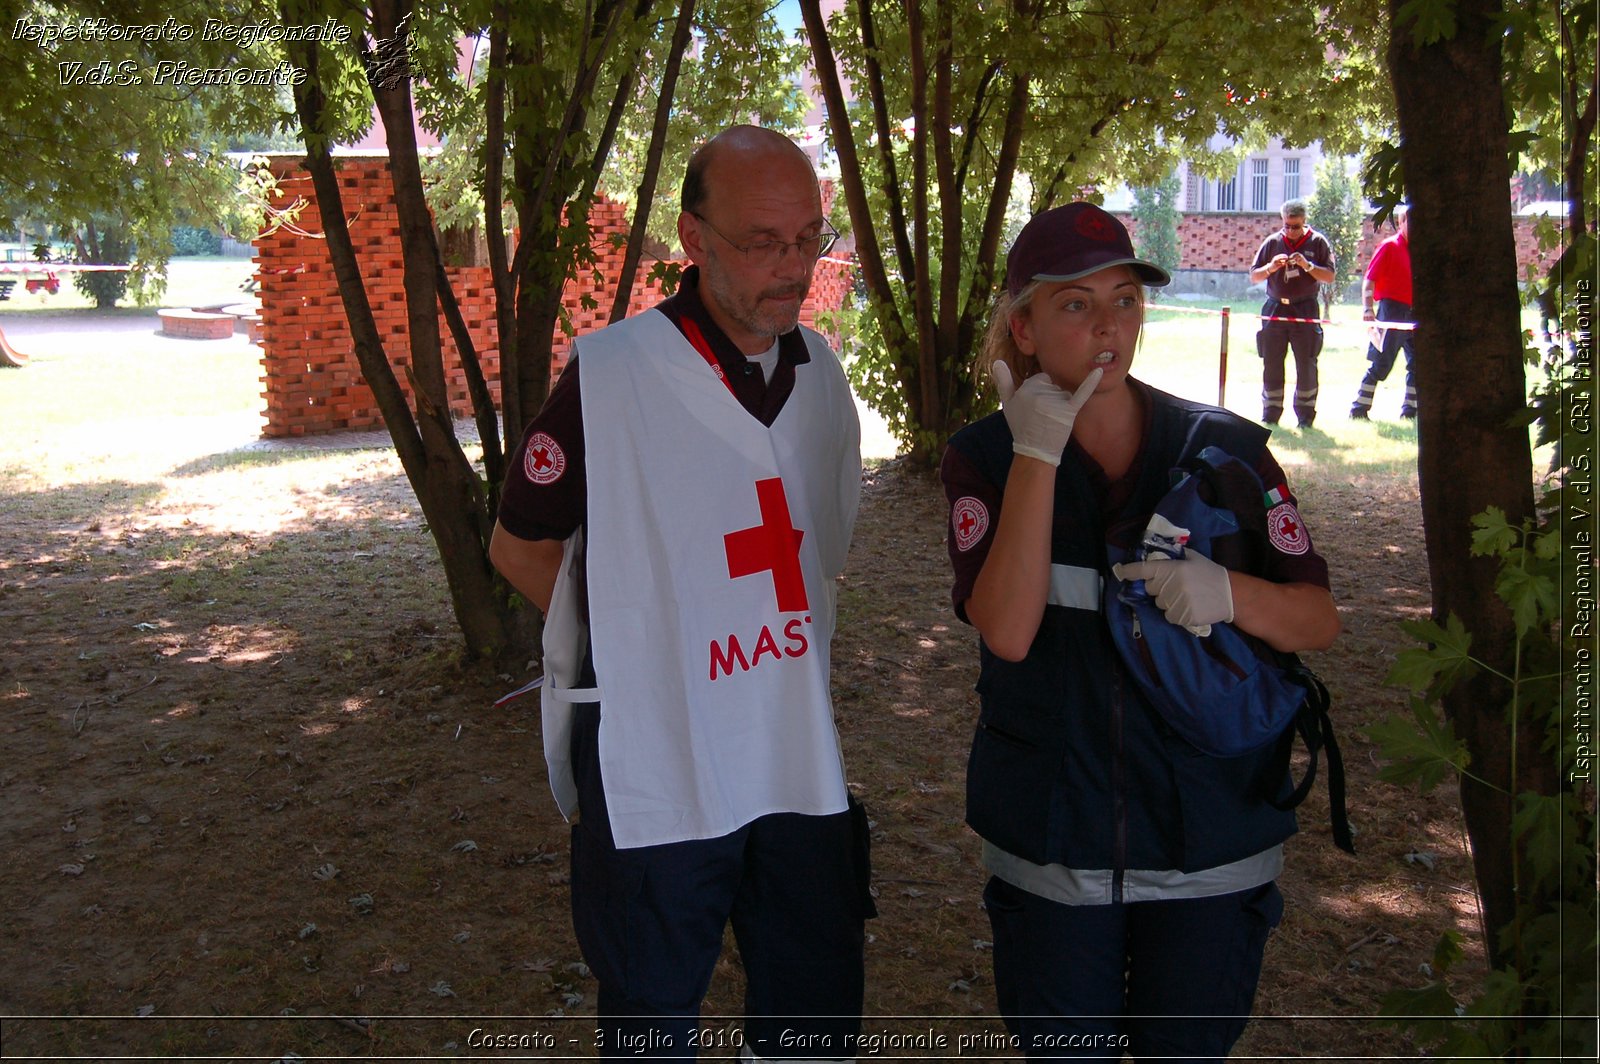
1004, 202, 1171, 296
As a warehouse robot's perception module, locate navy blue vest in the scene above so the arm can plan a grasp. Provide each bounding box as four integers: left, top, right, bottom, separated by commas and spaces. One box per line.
948, 383, 1299, 873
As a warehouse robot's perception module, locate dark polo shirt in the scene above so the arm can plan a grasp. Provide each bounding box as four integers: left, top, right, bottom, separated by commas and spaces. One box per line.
1251, 227, 1334, 312
498, 265, 813, 541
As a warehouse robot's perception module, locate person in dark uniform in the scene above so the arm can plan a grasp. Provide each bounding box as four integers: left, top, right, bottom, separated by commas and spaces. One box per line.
490, 125, 868, 1062
941, 203, 1340, 1060
1249, 200, 1335, 427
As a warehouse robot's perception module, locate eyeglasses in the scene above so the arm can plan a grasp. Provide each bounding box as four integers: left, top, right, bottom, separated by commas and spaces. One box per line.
1282, 221, 1307, 232
692, 213, 840, 267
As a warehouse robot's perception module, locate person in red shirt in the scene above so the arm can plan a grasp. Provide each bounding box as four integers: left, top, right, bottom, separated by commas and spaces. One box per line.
1350, 206, 1416, 419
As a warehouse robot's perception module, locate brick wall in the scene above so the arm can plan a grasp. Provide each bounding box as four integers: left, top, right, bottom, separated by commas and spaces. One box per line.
255, 156, 850, 438
1117, 210, 1559, 275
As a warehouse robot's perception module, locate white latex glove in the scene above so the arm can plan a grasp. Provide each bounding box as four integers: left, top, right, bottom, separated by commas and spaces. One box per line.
992, 362, 1104, 467
1113, 554, 1235, 635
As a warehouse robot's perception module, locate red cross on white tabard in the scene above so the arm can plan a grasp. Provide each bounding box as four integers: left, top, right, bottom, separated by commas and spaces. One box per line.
723, 478, 809, 613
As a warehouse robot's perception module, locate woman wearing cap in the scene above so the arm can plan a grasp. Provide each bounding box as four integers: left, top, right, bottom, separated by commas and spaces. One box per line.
940, 203, 1339, 1059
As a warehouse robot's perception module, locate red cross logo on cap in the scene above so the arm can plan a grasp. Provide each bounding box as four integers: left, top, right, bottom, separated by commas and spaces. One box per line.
523, 432, 566, 485
724, 478, 809, 612
1076, 208, 1118, 242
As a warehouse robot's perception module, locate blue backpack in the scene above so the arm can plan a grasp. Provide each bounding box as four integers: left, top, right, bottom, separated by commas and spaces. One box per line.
1105, 446, 1354, 853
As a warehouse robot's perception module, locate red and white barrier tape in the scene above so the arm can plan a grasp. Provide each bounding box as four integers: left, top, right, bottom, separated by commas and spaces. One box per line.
1145, 301, 1417, 331
0, 263, 134, 273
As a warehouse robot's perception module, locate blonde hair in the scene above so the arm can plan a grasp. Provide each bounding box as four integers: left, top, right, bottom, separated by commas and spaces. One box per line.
978, 281, 1044, 388
978, 274, 1149, 394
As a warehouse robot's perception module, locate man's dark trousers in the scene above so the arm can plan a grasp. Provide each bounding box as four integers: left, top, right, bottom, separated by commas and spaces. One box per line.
569, 703, 869, 1061
1351, 297, 1416, 417
1257, 297, 1323, 426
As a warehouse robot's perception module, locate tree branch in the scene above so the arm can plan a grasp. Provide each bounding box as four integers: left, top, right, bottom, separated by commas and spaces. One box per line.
611, 0, 697, 323
932, 0, 961, 352
798, 0, 909, 348
856, 0, 917, 285
483, 6, 519, 437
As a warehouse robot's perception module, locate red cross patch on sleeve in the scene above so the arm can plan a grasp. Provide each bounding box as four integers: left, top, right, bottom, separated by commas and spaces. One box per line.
523, 432, 567, 485
951, 497, 989, 552
1266, 502, 1310, 555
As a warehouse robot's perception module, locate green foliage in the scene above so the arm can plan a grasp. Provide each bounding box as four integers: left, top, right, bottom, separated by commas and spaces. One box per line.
171, 227, 224, 257
1366, 696, 1473, 792
1395, 0, 1460, 45
1372, 510, 1597, 1059
1500, 0, 1597, 199
1309, 156, 1365, 303
811, 0, 1394, 458
600, 0, 808, 246
2, 1, 296, 289
1131, 174, 1181, 275
1386, 614, 1477, 700
67, 220, 132, 309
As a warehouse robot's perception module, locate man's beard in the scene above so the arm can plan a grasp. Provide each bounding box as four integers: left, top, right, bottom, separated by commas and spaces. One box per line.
702, 253, 809, 341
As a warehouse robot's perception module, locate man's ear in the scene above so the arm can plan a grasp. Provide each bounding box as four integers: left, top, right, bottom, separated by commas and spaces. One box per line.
678, 212, 707, 266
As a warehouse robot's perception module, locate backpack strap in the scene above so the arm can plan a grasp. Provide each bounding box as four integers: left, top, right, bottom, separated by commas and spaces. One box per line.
1266, 663, 1355, 854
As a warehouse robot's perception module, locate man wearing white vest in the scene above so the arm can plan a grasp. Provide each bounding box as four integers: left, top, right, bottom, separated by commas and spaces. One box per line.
490, 126, 869, 1061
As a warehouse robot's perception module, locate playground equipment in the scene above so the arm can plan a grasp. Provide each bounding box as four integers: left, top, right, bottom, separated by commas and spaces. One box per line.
0, 322, 33, 367
0, 262, 131, 301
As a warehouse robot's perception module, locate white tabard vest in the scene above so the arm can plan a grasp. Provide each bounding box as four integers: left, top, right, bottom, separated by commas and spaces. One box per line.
540, 309, 862, 849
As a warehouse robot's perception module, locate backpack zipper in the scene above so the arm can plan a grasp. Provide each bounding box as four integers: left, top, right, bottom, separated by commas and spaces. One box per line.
1198, 634, 1250, 680
1131, 610, 1161, 687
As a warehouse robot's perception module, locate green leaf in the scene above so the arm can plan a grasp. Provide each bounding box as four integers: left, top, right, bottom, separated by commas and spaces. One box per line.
1464, 968, 1528, 1018
1396, 0, 1460, 45
1367, 699, 1470, 792
1387, 615, 1476, 695
1431, 929, 1464, 973
1385, 646, 1446, 691
1496, 565, 1558, 637
1512, 792, 1582, 888
1469, 506, 1518, 557
1379, 981, 1463, 1045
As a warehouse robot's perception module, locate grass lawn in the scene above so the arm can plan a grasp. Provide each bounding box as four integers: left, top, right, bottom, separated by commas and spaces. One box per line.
1134, 296, 1552, 480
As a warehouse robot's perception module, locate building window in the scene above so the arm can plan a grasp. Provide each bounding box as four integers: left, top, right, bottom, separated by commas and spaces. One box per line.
1283, 158, 1301, 201
1251, 158, 1269, 211
1215, 172, 1238, 212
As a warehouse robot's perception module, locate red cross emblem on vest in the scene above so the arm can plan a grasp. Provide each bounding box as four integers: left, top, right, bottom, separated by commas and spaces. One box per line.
724, 478, 809, 612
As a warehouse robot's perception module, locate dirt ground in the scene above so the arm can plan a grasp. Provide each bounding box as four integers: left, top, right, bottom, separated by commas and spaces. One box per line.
1, 348, 1484, 1058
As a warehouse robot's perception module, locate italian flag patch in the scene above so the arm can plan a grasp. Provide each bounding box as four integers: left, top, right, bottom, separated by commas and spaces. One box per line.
1264, 483, 1290, 506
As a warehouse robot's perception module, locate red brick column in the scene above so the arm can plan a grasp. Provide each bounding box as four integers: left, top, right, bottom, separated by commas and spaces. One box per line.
255, 155, 856, 438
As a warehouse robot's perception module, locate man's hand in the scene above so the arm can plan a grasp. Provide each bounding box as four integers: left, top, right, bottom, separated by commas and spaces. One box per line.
992, 362, 1103, 467
1114, 554, 1235, 635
